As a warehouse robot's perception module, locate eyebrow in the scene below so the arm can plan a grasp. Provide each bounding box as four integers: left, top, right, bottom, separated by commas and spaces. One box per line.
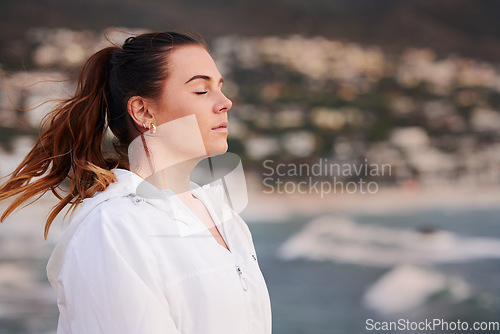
185, 74, 224, 85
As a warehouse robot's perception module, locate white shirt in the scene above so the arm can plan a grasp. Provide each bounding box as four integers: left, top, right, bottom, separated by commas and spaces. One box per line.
46, 168, 272, 334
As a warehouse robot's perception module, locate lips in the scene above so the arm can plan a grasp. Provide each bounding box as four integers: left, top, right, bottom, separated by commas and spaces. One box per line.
212, 121, 228, 130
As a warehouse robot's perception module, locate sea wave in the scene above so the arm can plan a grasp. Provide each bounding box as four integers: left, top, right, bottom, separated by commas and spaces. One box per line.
277, 215, 500, 267
363, 265, 471, 315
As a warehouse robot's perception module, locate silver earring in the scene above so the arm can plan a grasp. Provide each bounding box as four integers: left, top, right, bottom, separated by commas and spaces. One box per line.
149, 123, 156, 134
142, 123, 146, 129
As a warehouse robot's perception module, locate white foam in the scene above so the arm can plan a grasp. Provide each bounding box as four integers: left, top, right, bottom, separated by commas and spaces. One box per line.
363, 265, 471, 315
278, 215, 500, 267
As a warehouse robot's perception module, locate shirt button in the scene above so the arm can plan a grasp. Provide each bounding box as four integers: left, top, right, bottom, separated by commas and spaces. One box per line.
133, 196, 144, 205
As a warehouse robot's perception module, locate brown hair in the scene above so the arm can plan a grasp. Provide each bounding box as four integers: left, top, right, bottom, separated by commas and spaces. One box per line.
0, 32, 206, 238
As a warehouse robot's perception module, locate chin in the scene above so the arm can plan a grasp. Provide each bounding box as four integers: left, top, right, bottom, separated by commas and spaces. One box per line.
206, 143, 228, 157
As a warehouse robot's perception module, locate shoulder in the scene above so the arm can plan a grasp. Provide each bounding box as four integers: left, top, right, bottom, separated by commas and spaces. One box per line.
53, 197, 169, 308
68, 196, 177, 252
59, 196, 171, 277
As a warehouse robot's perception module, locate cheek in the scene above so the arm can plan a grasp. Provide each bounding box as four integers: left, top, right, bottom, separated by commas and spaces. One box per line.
156, 100, 190, 124
174, 95, 206, 119
195, 116, 212, 140
157, 91, 214, 133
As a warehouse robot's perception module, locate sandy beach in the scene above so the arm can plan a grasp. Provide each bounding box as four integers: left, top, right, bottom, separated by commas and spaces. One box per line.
243, 184, 500, 221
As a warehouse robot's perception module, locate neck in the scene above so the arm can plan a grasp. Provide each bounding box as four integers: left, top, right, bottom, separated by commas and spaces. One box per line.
145, 157, 201, 200
128, 116, 210, 201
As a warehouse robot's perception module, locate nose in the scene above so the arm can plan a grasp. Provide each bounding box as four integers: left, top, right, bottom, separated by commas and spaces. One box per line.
216, 92, 232, 113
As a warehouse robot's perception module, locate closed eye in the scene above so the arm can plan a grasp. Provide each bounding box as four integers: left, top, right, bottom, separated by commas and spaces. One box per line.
195, 91, 208, 95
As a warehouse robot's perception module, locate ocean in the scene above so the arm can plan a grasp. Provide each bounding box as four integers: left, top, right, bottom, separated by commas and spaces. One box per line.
248, 206, 500, 334
0, 202, 499, 334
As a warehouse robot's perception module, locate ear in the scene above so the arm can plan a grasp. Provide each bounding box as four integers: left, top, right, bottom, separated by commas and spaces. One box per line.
127, 96, 154, 129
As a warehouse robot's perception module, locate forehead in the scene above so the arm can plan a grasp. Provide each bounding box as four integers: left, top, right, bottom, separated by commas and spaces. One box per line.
167, 45, 220, 80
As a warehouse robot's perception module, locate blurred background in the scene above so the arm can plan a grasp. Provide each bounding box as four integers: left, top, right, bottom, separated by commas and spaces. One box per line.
1, 0, 499, 333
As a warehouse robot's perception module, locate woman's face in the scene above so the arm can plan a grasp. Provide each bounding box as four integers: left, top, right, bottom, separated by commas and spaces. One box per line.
150, 45, 232, 157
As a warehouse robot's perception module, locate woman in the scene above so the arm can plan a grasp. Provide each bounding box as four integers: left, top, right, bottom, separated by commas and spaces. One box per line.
0, 32, 272, 333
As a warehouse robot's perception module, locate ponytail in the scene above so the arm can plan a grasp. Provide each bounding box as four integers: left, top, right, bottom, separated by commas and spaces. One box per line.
0, 47, 121, 239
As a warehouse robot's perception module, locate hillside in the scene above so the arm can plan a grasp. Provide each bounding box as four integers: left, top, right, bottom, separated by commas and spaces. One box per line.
1, 0, 500, 69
